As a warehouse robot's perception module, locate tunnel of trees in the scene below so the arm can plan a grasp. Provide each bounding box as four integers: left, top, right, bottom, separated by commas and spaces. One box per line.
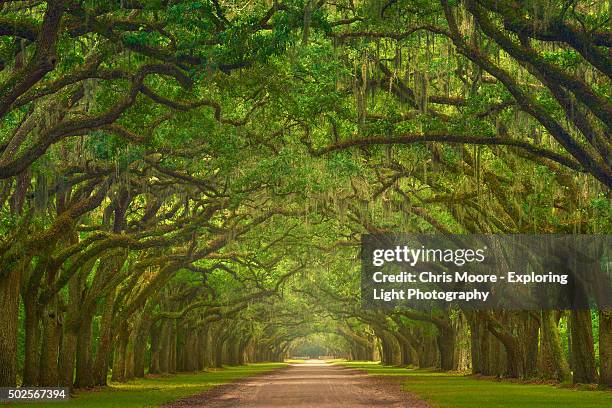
0, 0, 610, 390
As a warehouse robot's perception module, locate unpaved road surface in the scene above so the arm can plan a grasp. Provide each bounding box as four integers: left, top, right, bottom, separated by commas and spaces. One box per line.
165, 360, 429, 407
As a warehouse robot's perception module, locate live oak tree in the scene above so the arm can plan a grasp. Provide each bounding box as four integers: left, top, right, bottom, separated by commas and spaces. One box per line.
0, 0, 610, 390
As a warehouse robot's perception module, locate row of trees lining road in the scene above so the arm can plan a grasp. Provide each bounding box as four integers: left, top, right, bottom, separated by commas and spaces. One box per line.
0, 0, 610, 390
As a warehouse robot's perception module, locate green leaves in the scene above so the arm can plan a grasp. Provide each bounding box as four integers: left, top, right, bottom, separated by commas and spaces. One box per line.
85, 130, 144, 170
541, 49, 580, 69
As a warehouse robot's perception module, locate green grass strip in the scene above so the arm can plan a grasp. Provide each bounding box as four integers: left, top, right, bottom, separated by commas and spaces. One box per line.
341, 362, 612, 408
10, 363, 285, 408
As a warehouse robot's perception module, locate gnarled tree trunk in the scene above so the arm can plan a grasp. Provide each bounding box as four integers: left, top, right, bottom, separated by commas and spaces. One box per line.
569, 309, 597, 383
539, 310, 570, 382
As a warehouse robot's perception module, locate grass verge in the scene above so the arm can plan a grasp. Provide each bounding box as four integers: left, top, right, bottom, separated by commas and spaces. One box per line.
340, 362, 612, 408
7, 363, 285, 408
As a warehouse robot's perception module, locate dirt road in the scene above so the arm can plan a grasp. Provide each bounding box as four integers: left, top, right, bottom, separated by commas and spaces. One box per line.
165, 360, 429, 407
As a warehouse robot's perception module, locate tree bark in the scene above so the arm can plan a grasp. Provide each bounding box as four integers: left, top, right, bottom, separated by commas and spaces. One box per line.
149, 322, 161, 374
0, 273, 20, 386
169, 320, 177, 373
111, 324, 128, 382
58, 272, 81, 387
38, 298, 61, 386
58, 326, 77, 387
569, 309, 597, 383
598, 309, 612, 387
133, 314, 151, 378
197, 326, 209, 370
467, 312, 484, 374
437, 326, 456, 371
159, 320, 171, 373
93, 290, 116, 386
540, 310, 570, 382
74, 309, 95, 388
21, 291, 40, 386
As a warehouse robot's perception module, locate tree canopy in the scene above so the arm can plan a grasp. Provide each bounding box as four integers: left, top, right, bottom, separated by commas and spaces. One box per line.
0, 0, 610, 390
